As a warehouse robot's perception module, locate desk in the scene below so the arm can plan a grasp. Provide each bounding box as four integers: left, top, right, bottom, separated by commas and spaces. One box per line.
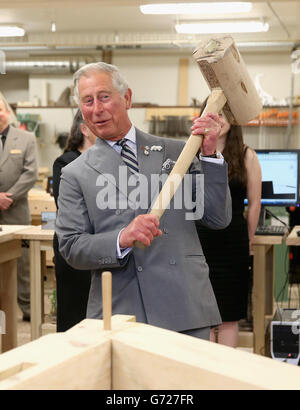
252, 234, 285, 355
28, 191, 56, 266
0, 225, 27, 352
286, 225, 300, 246
14, 226, 54, 341
28, 190, 56, 226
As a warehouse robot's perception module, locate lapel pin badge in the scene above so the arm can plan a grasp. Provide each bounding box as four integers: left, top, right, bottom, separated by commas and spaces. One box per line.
142, 145, 162, 156
143, 145, 150, 156
162, 158, 176, 172
150, 145, 162, 152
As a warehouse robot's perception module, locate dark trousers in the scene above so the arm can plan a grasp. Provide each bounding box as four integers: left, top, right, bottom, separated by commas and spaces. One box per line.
53, 234, 91, 332
17, 244, 30, 316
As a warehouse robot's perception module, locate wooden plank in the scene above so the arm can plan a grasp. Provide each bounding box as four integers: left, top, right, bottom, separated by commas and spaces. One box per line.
28, 189, 52, 199
286, 225, 300, 246
252, 244, 269, 355
14, 226, 54, 241
41, 251, 46, 319
0, 240, 21, 264
0, 316, 135, 390
265, 245, 275, 316
66, 316, 136, 335
253, 234, 284, 245
0, 237, 22, 353
0, 258, 18, 352
112, 322, 300, 390
29, 198, 56, 216
0, 333, 111, 390
0, 226, 28, 245
12, 226, 54, 341
1, 316, 300, 390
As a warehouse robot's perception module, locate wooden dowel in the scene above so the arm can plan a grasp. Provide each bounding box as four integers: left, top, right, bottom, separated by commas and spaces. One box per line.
102, 271, 112, 330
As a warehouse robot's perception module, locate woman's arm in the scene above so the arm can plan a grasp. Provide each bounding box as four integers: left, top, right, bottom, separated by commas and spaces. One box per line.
245, 148, 262, 253
53, 156, 68, 208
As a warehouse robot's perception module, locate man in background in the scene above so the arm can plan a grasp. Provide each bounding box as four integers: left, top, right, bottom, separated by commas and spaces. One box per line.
0, 98, 38, 321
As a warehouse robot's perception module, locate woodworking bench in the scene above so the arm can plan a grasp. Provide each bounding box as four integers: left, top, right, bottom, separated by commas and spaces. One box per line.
0, 225, 28, 352
14, 226, 54, 341
252, 233, 287, 355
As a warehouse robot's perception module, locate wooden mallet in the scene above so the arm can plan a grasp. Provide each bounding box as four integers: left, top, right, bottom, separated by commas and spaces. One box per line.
135, 35, 262, 248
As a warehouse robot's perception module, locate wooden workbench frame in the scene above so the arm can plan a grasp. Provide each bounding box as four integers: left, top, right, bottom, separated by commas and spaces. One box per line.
1, 315, 300, 390
0, 226, 28, 352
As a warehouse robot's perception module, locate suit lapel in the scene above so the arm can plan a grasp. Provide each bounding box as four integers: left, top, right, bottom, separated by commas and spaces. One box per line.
86, 137, 136, 200
0, 127, 19, 167
135, 128, 165, 211
86, 130, 165, 211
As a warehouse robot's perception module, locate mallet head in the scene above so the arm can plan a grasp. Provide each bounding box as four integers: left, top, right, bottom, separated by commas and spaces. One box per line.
193, 35, 262, 125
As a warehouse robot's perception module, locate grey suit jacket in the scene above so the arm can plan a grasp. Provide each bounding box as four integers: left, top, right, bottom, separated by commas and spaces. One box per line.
56, 128, 232, 331
0, 125, 38, 224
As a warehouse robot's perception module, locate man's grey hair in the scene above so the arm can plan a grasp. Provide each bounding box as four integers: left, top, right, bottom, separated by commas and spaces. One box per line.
73, 62, 129, 105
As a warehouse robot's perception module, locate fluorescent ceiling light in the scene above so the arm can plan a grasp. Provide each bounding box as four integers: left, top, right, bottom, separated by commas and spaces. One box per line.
0, 25, 25, 37
175, 21, 269, 34
140, 2, 252, 15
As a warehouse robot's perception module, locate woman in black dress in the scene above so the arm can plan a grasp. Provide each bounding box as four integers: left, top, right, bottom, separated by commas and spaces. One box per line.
53, 110, 96, 331
197, 102, 262, 347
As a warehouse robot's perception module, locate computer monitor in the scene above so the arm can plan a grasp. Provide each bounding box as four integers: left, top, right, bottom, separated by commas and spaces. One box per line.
244, 149, 300, 224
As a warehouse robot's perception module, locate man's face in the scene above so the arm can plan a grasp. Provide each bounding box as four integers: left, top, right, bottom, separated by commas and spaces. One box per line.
0, 100, 10, 132
78, 71, 132, 141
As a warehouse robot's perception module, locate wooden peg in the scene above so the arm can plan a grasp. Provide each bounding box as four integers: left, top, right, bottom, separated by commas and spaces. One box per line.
102, 271, 112, 330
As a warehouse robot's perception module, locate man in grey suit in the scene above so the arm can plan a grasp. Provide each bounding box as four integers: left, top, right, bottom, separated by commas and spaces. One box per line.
0, 98, 38, 320
55, 62, 232, 340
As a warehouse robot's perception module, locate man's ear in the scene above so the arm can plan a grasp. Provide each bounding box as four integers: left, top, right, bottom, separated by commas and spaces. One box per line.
79, 122, 86, 136
124, 88, 132, 110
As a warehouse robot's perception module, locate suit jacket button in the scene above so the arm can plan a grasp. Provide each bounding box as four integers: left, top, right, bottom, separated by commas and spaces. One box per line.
115, 210, 121, 215
137, 266, 143, 272
169, 259, 176, 265
163, 227, 168, 234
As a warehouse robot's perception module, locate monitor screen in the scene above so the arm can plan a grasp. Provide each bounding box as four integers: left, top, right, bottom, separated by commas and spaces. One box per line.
244, 149, 300, 206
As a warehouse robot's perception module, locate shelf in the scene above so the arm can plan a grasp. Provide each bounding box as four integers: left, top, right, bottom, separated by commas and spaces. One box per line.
244, 120, 298, 127
16, 106, 78, 109
145, 107, 199, 121
15, 105, 300, 128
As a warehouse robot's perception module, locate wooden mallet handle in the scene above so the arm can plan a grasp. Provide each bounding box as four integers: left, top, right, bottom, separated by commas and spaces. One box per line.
134, 89, 227, 249
102, 271, 112, 330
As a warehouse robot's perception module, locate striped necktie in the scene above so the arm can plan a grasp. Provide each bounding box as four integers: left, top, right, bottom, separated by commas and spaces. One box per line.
117, 139, 139, 174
